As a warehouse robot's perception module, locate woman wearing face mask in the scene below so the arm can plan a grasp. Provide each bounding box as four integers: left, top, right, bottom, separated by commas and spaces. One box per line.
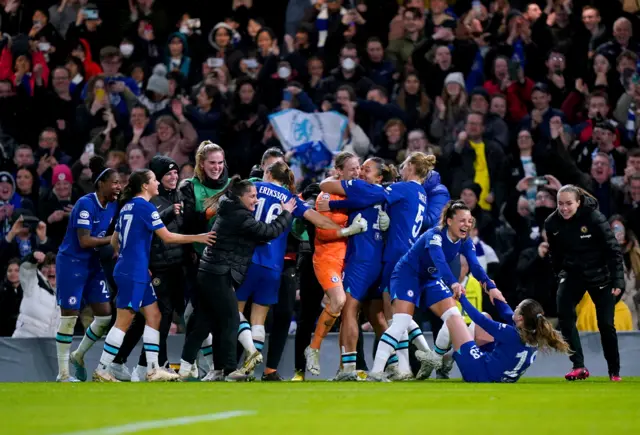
609, 216, 640, 329
545, 185, 625, 381
180, 176, 297, 381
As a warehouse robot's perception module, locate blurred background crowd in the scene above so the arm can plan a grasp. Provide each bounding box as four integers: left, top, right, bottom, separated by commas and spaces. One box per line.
1, 0, 640, 338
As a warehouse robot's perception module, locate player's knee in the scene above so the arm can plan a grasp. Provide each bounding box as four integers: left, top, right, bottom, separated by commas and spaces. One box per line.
144, 310, 162, 329
330, 290, 346, 313
440, 306, 462, 323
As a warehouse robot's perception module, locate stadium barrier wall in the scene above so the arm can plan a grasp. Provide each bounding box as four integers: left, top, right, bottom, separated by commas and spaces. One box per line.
1, 332, 639, 382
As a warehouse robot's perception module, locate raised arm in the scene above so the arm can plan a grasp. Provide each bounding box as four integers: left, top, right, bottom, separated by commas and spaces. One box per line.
459, 295, 519, 342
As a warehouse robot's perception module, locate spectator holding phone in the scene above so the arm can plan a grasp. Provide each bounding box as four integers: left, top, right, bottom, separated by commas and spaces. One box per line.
1, 211, 52, 264
66, 3, 108, 62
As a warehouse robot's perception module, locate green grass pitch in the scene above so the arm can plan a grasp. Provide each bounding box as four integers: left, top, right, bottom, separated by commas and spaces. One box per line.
1, 378, 638, 435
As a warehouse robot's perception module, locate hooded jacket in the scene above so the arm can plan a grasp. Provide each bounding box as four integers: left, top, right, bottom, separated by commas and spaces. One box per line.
545, 196, 625, 290
12, 255, 60, 338
165, 32, 191, 79
78, 38, 102, 80
199, 195, 293, 284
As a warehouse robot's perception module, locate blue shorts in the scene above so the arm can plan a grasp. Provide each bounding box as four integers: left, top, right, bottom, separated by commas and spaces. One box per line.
453, 341, 491, 383
56, 254, 110, 310
378, 260, 397, 294
236, 263, 281, 306
390, 262, 453, 309
114, 275, 157, 312
343, 261, 381, 302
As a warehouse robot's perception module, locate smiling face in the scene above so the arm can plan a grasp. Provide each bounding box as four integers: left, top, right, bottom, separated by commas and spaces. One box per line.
128, 149, 147, 171
447, 209, 473, 240
590, 154, 612, 184
100, 172, 122, 202
161, 169, 179, 190
143, 171, 160, 197
557, 191, 580, 219
6, 263, 19, 285
16, 169, 33, 194
240, 186, 259, 212
336, 157, 360, 181
361, 159, 383, 184
0, 180, 12, 201
202, 150, 225, 180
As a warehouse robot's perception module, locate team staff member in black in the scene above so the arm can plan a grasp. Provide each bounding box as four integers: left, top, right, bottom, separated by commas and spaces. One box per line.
111, 156, 188, 380
179, 176, 296, 381
545, 185, 624, 382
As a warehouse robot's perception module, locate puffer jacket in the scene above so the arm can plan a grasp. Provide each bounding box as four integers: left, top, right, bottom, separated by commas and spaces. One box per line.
199, 195, 293, 284
545, 196, 625, 290
12, 256, 60, 338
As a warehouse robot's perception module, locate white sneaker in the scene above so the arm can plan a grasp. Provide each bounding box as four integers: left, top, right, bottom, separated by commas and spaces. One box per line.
70, 351, 87, 382
110, 363, 132, 382
131, 364, 147, 382
92, 367, 120, 382
389, 371, 414, 381
146, 367, 180, 382
241, 350, 263, 374
416, 350, 443, 380
202, 369, 224, 382
56, 374, 80, 382
178, 361, 198, 381
304, 346, 320, 376
366, 372, 390, 382
225, 369, 248, 382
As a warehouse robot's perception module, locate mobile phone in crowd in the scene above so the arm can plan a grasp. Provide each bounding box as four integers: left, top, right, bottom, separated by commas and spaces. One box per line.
84, 8, 99, 20
531, 177, 549, 187
207, 58, 224, 68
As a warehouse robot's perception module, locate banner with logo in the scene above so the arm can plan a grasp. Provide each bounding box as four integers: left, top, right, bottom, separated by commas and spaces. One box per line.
268, 109, 348, 172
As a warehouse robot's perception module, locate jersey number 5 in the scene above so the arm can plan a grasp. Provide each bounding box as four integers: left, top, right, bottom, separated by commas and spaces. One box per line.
411, 204, 425, 238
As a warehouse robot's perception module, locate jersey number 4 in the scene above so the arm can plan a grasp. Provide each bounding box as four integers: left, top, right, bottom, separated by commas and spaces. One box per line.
255, 198, 283, 223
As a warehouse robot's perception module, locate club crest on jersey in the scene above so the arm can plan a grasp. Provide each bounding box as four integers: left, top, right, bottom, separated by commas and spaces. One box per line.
430, 234, 442, 246
152, 211, 160, 220
407, 290, 414, 297
68, 296, 77, 305
581, 226, 588, 233
152, 277, 161, 286
427, 267, 437, 274
322, 193, 331, 200
331, 275, 339, 283
79, 211, 89, 219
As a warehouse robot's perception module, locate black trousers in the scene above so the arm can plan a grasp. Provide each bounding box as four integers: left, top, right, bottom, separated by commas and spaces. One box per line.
114, 265, 185, 366
265, 262, 297, 370
556, 274, 620, 375
182, 270, 239, 375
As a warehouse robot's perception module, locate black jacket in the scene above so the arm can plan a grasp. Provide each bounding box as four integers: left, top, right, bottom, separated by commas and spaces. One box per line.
544, 197, 625, 290
199, 195, 293, 284
149, 186, 184, 271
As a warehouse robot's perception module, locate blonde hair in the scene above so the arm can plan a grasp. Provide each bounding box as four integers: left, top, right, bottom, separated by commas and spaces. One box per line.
194, 141, 225, 182
405, 152, 436, 180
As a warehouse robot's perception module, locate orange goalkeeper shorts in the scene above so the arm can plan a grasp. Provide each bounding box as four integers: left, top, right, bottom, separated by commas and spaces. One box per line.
313, 258, 344, 291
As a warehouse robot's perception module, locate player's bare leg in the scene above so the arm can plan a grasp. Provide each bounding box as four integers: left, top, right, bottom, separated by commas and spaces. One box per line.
306, 285, 345, 375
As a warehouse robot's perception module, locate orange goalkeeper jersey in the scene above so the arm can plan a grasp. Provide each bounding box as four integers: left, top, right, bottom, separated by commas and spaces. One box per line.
313, 192, 349, 261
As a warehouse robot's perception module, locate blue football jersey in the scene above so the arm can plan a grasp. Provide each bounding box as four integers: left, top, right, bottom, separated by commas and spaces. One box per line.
58, 193, 118, 261
251, 182, 309, 271
459, 296, 538, 383
341, 179, 385, 264
383, 181, 427, 263
113, 197, 165, 283
399, 227, 495, 289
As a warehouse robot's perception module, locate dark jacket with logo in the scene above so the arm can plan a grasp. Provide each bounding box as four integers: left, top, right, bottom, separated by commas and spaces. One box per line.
149, 186, 183, 271
199, 195, 293, 284
544, 196, 625, 290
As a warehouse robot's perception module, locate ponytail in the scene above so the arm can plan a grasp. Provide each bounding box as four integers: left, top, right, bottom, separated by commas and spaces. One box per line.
405, 152, 436, 181
266, 160, 296, 194
367, 157, 399, 183
89, 155, 114, 189
203, 175, 255, 211
438, 199, 469, 229
517, 299, 570, 353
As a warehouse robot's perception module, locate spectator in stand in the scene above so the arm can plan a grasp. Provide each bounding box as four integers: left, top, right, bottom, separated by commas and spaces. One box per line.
15, 166, 39, 212
590, 152, 625, 218
49, 0, 85, 39
430, 72, 467, 145
624, 173, 640, 238
609, 215, 640, 329
1, 209, 53, 263
66, 3, 109, 62
39, 164, 80, 248
363, 37, 396, 96
387, 7, 424, 73
69, 39, 102, 80
317, 43, 375, 102
520, 83, 565, 143
0, 258, 22, 336
127, 146, 148, 171
12, 251, 59, 338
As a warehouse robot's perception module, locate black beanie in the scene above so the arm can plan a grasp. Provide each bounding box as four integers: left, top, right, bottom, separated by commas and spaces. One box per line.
149, 155, 178, 180
461, 181, 482, 200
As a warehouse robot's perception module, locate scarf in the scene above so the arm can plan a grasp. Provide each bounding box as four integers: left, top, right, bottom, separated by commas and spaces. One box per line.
316, 5, 346, 48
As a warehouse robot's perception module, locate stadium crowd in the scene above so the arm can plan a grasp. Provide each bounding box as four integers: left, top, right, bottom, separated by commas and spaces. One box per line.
1, 0, 640, 380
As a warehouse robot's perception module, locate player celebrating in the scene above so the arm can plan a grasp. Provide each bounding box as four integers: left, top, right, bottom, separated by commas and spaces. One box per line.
304, 152, 368, 376
367, 200, 501, 381
232, 160, 342, 378
419, 294, 569, 383
55, 156, 121, 382
93, 169, 215, 382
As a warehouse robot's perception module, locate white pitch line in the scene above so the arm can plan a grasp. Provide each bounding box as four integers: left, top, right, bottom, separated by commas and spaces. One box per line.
53, 410, 256, 435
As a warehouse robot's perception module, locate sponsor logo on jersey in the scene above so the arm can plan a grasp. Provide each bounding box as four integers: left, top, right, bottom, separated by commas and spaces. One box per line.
152, 211, 160, 220
430, 234, 442, 246
79, 210, 89, 219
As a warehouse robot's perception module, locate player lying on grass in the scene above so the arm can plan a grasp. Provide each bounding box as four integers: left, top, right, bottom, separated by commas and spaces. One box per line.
418, 294, 570, 382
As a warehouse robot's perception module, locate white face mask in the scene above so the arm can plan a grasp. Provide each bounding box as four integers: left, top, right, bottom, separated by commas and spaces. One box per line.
120, 44, 134, 57
179, 25, 190, 34
341, 58, 356, 71
278, 66, 291, 79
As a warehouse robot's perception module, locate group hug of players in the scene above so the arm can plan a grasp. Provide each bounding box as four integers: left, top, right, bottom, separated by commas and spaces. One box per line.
52, 142, 570, 383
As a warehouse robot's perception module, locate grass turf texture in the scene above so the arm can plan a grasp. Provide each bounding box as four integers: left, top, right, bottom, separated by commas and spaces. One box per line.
1, 378, 638, 435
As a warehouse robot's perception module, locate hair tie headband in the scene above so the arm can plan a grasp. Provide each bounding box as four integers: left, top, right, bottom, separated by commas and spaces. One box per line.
536, 313, 544, 319
94, 168, 113, 186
